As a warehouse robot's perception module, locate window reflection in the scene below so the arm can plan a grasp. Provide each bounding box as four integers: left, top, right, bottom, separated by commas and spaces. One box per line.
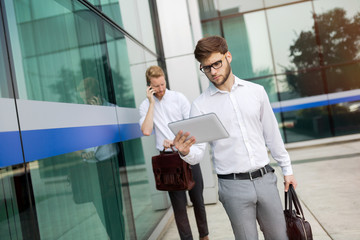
277, 70, 325, 100
197, 0, 360, 143
0, 15, 11, 98
267, 2, 316, 74
331, 100, 360, 136
0, 166, 25, 239
202, 21, 222, 37
326, 63, 360, 93
33, 144, 128, 239
217, 0, 264, 15
122, 139, 166, 239
4, 0, 165, 239
198, 0, 219, 20
264, 0, 299, 8
282, 107, 332, 142
314, 2, 360, 66
198, 0, 264, 19
223, 12, 273, 79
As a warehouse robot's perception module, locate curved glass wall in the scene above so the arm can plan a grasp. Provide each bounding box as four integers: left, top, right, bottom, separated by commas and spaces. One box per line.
1, 0, 167, 239
198, 0, 360, 142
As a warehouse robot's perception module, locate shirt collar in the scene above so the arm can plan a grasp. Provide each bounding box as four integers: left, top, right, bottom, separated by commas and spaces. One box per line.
209, 76, 245, 95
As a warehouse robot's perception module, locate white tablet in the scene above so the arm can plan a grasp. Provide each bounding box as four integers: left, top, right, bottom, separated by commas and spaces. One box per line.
168, 113, 229, 143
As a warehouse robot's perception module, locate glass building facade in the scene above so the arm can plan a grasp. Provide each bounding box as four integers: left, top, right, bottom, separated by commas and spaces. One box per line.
198, 0, 360, 143
1, 0, 360, 239
0, 0, 167, 239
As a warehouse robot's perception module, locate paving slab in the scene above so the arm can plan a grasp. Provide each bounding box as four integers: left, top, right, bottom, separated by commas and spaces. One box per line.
159, 139, 360, 240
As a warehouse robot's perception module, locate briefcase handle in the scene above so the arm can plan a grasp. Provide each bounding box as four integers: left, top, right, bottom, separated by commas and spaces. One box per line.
160, 147, 177, 154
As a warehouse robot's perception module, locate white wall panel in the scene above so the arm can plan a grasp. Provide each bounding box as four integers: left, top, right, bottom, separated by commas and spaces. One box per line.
165, 54, 200, 102
157, 0, 194, 57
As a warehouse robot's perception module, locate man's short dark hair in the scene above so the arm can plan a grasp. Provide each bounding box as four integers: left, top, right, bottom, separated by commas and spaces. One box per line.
194, 36, 228, 63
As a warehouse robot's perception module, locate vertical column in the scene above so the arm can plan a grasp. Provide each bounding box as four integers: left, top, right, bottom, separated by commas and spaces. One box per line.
156, 0, 217, 204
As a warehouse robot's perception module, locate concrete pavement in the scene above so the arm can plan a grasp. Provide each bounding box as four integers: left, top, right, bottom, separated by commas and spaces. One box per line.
158, 134, 360, 240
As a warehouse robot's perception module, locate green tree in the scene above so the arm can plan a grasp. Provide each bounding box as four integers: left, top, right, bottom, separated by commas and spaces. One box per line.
286, 8, 360, 96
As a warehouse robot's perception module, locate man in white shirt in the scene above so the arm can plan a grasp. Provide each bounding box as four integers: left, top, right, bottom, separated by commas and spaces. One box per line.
139, 66, 209, 240
174, 36, 297, 240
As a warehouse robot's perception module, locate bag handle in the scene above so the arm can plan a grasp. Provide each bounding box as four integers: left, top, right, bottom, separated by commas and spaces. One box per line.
285, 185, 306, 220
289, 185, 306, 220
285, 185, 293, 212
160, 146, 176, 154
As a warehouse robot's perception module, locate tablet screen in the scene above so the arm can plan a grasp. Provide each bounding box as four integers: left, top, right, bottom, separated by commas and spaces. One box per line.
168, 113, 229, 143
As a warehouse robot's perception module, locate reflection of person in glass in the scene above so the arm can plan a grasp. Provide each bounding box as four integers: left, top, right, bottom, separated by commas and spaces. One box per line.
139, 66, 209, 240
174, 36, 297, 240
76, 77, 125, 240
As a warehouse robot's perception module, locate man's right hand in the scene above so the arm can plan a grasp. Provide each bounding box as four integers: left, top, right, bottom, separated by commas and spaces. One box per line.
173, 130, 196, 156
146, 86, 156, 103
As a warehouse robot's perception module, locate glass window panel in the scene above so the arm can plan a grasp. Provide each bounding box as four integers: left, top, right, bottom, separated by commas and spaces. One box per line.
100, 0, 124, 28
223, 15, 253, 79
223, 12, 273, 79
122, 139, 166, 239
326, 62, 360, 93
198, 0, 264, 19
5, 1, 163, 239
31, 144, 130, 239
202, 20, 222, 37
90, 0, 157, 54
198, 0, 219, 20
330, 100, 360, 136
217, 0, 264, 16
277, 70, 326, 100
267, 2, 319, 74
0, 16, 25, 239
8, 0, 115, 104
282, 106, 332, 143
0, 21, 11, 98
264, 0, 300, 8
0, 166, 24, 240
313, 0, 360, 66
105, 27, 136, 108
13, 0, 71, 24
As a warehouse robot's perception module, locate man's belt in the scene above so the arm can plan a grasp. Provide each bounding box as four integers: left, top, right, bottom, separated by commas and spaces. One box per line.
217, 165, 274, 180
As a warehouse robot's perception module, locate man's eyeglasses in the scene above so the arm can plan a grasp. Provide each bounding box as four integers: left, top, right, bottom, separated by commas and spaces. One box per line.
200, 55, 226, 73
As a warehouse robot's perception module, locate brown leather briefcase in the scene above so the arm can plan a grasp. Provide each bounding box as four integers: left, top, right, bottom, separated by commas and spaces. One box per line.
152, 149, 195, 191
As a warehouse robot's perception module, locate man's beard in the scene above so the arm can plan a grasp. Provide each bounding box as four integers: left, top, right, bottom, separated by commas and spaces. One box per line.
210, 60, 231, 87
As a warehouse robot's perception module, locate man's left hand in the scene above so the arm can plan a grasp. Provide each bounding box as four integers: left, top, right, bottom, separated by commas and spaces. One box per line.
284, 175, 297, 192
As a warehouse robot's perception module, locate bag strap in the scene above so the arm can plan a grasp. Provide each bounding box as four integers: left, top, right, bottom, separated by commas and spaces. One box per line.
289, 185, 306, 220
285, 185, 293, 212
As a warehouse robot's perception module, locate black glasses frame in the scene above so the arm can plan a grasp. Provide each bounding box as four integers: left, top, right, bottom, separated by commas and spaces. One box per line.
200, 55, 226, 73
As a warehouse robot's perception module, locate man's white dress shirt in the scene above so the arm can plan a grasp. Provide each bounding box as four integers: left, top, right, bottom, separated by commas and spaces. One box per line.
139, 89, 190, 151
182, 76, 293, 176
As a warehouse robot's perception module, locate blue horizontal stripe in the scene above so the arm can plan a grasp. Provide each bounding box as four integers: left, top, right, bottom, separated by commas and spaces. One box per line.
1, 123, 143, 166
2, 94, 359, 167
0, 131, 24, 168
272, 95, 360, 113
22, 125, 120, 162
328, 95, 360, 105
119, 123, 144, 141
